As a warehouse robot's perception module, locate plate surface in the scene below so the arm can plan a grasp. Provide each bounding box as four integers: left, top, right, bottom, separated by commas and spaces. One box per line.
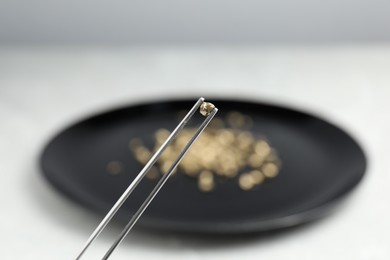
40, 99, 366, 234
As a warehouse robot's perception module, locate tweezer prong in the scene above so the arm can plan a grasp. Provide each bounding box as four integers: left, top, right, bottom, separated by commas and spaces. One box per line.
75, 97, 217, 260
103, 106, 217, 259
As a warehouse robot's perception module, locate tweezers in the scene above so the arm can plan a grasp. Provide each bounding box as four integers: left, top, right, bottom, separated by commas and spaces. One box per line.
75, 97, 218, 259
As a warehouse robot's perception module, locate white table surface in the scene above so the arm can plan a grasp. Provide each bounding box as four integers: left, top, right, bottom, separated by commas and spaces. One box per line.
0, 46, 389, 259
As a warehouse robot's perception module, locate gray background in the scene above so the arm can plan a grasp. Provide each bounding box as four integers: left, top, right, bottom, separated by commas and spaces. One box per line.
1, 0, 389, 45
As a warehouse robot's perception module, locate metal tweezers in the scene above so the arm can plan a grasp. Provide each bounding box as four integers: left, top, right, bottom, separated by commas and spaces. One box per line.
76, 97, 218, 259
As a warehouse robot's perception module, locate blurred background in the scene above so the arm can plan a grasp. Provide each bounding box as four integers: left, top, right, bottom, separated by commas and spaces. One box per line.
1, 0, 390, 45
1, 0, 390, 259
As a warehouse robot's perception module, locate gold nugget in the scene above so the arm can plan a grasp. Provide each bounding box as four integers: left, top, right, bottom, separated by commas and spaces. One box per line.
239, 173, 255, 191
146, 166, 160, 180
262, 162, 279, 178
129, 111, 281, 192
200, 102, 216, 116
198, 170, 214, 192
106, 161, 123, 175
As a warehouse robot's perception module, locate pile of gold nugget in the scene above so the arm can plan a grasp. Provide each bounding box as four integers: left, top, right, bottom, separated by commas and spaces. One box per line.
125, 111, 281, 192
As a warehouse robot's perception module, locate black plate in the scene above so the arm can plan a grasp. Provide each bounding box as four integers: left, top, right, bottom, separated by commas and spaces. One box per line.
40, 98, 366, 234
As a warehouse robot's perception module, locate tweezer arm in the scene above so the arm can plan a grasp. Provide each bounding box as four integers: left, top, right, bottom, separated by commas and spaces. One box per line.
102, 107, 218, 259
75, 97, 208, 259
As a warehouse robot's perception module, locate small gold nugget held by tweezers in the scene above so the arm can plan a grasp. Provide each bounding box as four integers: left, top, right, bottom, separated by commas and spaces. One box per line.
75, 97, 218, 260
